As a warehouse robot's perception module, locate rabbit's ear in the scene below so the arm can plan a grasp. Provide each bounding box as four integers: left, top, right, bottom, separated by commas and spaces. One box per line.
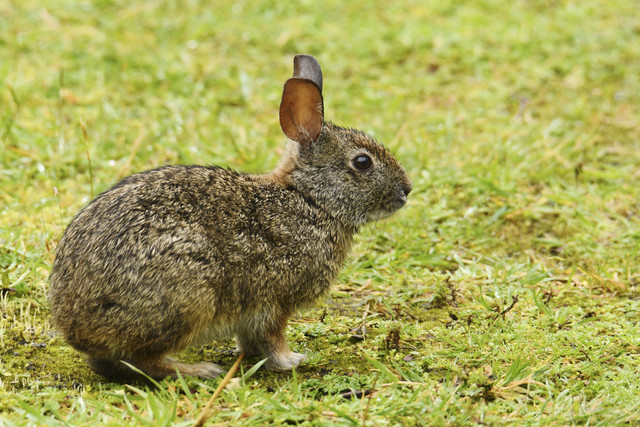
292, 54, 323, 93
279, 79, 323, 145
279, 55, 324, 146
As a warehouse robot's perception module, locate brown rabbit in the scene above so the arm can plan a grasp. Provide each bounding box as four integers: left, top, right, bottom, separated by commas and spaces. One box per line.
48, 55, 411, 380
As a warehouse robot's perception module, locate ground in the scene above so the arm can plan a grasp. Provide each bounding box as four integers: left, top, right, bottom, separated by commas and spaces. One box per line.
1, 0, 639, 425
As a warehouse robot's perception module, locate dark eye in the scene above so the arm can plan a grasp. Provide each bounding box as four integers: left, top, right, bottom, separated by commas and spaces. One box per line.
352, 154, 373, 171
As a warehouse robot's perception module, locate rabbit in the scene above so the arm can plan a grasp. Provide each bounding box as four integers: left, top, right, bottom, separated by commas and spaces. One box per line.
48, 55, 412, 380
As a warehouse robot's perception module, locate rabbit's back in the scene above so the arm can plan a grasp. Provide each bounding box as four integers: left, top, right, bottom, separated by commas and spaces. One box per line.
49, 165, 352, 359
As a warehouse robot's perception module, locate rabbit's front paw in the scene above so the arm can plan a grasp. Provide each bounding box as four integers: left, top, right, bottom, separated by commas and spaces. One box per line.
265, 351, 306, 371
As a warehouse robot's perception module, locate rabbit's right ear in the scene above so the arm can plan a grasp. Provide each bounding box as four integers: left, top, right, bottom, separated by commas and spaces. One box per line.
279, 55, 324, 146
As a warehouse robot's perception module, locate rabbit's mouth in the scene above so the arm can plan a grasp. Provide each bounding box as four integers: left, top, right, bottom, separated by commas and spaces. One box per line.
368, 208, 400, 222
368, 194, 408, 222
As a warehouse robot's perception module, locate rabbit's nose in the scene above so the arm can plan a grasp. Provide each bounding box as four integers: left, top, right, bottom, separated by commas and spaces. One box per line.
402, 179, 412, 197
397, 181, 411, 205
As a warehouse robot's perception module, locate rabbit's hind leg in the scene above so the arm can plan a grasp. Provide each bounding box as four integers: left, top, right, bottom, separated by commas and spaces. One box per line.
168, 358, 225, 379
87, 357, 138, 380
87, 356, 224, 380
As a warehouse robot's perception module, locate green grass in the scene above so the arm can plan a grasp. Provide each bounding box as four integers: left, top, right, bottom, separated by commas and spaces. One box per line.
1, 0, 639, 424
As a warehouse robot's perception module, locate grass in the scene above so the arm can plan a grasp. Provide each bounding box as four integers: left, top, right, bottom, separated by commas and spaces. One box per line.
1, 0, 639, 424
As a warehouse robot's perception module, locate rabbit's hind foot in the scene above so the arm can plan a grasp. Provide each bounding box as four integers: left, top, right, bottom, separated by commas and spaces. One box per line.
87, 356, 224, 380
170, 359, 225, 379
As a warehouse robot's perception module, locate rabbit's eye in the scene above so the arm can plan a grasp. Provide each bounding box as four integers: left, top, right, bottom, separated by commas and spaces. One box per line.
352, 154, 373, 171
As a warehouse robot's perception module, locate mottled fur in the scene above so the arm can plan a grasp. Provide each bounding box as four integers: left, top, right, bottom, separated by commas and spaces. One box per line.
48, 55, 411, 380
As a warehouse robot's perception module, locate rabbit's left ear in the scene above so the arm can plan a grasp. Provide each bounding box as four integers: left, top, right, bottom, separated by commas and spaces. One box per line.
279, 55, 324, 146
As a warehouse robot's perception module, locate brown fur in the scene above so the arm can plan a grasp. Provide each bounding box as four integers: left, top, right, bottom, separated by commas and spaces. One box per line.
48, 55, 411, 380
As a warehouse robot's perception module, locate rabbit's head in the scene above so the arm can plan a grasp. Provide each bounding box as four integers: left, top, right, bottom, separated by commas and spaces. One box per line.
277, 55, 412, 228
